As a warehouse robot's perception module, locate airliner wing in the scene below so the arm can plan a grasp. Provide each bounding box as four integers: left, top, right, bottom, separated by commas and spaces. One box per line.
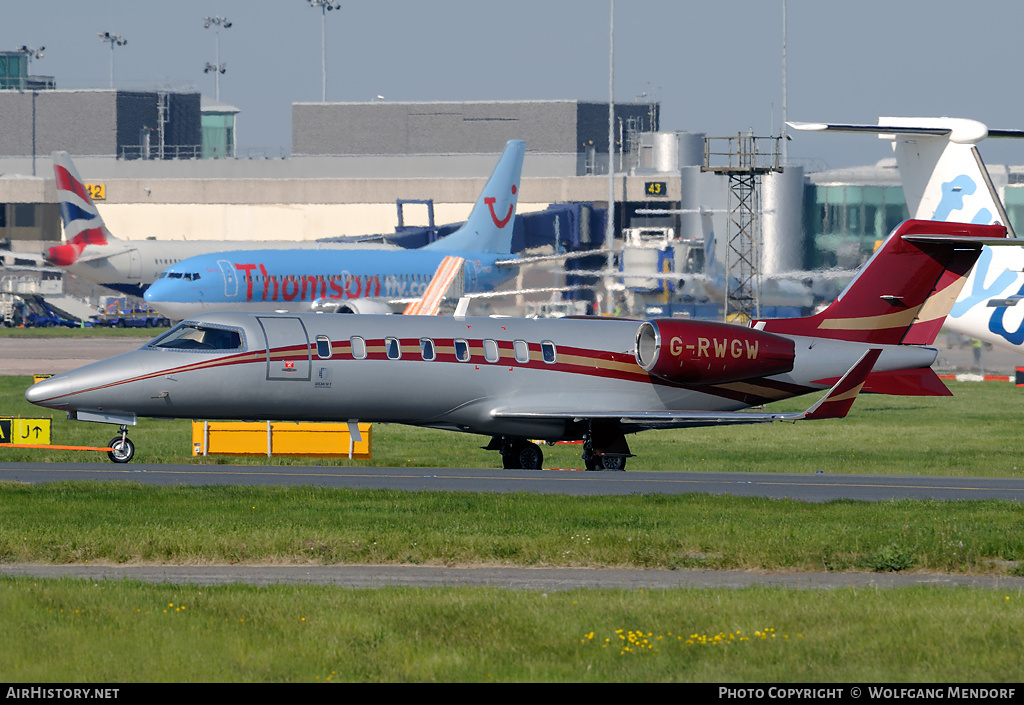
492, 349, 881, 430
403, 256, 464, 315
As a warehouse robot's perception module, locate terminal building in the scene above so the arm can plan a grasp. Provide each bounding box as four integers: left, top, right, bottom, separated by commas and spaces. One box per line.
3, 57, 1024, 317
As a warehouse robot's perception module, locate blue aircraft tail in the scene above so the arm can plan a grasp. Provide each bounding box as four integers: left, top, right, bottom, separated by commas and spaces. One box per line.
424, 139, 525, 255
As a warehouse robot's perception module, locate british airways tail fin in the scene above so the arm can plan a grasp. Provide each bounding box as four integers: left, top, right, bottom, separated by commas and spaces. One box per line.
49, 151, 117, 266
424, 139, 525, 255
756, 219, 1008, 345
789, 119, 1024, 237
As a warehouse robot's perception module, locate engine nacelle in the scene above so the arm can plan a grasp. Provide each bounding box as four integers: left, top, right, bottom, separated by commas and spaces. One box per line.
312, 298, 395, 315
635, 319, 795, 385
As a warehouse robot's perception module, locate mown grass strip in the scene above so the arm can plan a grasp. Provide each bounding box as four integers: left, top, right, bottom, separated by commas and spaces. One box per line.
4, 376, 1024, 475
1, 578, 1021, 682
0, 482, 1021, 574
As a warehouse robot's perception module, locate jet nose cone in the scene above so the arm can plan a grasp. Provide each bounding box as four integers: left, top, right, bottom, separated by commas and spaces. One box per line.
25, 374, 72, 408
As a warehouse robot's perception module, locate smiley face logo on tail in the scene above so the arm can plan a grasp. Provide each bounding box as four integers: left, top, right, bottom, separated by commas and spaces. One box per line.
485, 184, 517, 229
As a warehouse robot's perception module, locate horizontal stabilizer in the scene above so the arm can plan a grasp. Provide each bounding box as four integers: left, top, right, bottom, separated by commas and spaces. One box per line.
788, 119, 1024, 142
812, 368, 952, 398
788, 121, 951, 137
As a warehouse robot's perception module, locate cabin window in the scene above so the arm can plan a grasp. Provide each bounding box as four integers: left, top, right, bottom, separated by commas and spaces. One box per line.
514, 340, 530, 364
150, 324, 242, 351
316, 335, 332, 359
351, 336, 367, 360
541, 341, 557, 364
483, 339, 499, 363
420, 338, 435, 361
454, 339, 470, 362
386, 337, 401, 360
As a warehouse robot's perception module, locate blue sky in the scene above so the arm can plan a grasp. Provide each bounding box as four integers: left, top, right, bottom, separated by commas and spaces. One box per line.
5, 0, 1024, 169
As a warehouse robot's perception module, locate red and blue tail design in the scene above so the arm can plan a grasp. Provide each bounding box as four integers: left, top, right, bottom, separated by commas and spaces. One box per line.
756, 220, 1007, 345
49, 151, 113, 266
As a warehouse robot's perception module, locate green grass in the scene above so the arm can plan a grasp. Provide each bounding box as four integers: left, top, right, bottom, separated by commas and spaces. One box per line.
1, 578, 1021, 682
3, 366, 1023, 682
0, 483, 1021, 574
4, 375, 1024, 475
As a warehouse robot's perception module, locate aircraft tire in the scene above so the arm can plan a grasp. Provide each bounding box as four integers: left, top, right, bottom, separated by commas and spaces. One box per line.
585, 454, 627, 471
516, 442, 544, 470
502, 440, 543, 470
107, 437, 135, 464
599, 456, 627, 471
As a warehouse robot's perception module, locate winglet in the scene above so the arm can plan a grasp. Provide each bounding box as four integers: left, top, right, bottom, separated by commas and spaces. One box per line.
800, 349, 881, 421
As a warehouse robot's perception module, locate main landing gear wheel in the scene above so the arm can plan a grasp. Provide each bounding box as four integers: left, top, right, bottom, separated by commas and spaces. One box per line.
502, 440, 544, 470
584, 454, 628, 471
107, 426, 135, 463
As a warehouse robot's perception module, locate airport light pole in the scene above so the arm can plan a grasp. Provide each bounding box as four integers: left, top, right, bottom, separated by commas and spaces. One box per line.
17, 46, 44, 174
203, 16, 232, 101
781, 0, 788, 165
605, 0, 615, 314
97, 32, 127, 90
17, 45, 45, 77
308, 0, 341, 102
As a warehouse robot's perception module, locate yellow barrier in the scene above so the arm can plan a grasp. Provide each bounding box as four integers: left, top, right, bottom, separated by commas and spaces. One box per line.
191, 421, 372, 459
0, 417, 52, 446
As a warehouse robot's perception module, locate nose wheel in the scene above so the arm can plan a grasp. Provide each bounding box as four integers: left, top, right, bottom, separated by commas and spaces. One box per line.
107, 426, 135, 463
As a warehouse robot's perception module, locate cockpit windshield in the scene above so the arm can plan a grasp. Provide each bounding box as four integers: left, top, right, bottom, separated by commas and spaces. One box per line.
149, 324, 243, 351
157, 271, 201, 281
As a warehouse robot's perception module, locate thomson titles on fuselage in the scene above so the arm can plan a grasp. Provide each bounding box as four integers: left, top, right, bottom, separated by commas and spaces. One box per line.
229, 264, 434, 302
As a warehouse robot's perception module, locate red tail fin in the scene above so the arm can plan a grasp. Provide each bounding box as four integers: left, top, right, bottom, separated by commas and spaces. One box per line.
757, 220, 1007, 345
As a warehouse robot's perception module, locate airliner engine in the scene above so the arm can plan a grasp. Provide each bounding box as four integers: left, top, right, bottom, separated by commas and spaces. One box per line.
635, 319, 795, 385
312, 298, 394, 315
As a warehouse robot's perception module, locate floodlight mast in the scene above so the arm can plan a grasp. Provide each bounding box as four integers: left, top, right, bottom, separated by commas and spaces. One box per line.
97, 32, 127, 89
17, 45, 45, 75
203, 16, 232, 101
308, 0, 341, 102
605, 0, 615, 314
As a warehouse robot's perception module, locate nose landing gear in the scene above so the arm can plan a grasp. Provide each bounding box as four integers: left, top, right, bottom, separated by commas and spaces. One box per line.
107, 425, 135, 463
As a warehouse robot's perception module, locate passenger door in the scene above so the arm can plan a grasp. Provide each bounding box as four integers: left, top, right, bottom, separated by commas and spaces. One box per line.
218, 259, 239, 299
257, 316, 310, 381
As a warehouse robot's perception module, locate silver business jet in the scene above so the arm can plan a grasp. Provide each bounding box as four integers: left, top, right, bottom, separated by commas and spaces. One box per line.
26, 220, 1008, 468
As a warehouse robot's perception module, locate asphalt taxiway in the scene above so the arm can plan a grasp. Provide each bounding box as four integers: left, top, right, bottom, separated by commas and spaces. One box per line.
2, 463, 1023, 502
2, 563, 1023, 591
